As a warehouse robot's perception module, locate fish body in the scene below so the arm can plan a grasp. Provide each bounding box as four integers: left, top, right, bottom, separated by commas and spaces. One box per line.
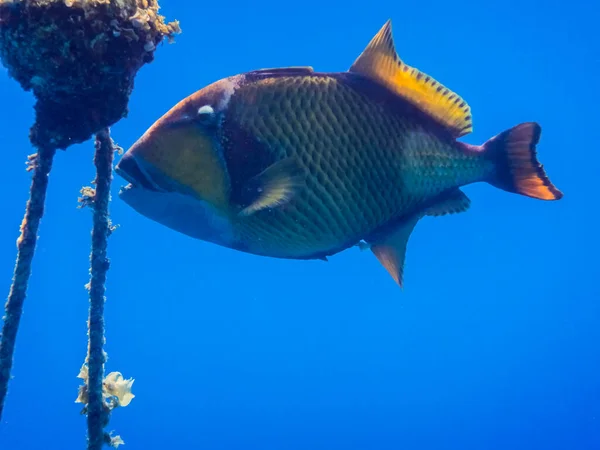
209, 69, 481, 259
115, 20, 562, 287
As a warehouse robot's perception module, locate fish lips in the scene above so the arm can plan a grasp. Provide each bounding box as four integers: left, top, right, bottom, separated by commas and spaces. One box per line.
115, 148, 174, 196
115, 151, 182, 229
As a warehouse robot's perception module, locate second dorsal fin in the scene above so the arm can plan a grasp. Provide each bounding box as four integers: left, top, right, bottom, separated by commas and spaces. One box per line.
349, 20, 473, 138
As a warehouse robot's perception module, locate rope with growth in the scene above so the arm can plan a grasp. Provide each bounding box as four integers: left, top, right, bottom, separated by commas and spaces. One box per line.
0, 147, 56, 418
0, 0, 180, 446
86, 129, 115, 449
75, 132, 133, 448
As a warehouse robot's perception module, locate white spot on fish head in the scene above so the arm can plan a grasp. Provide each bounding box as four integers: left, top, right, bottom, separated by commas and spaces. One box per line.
197, 105, 214, 116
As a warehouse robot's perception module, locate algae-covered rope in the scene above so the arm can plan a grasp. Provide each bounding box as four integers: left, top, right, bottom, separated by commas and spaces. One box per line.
85, 128, 115, 450
0, 146, 56, 419
0, 0, 179, 440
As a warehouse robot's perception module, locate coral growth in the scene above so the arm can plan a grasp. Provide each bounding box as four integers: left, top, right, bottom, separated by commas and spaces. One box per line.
75, 363, 135, 410
0, 0, 181, 149
0, 1, 178, 447
76, 362, 135, 448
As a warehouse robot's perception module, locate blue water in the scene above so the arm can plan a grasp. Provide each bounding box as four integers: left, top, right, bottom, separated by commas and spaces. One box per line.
1, 1, 598, 449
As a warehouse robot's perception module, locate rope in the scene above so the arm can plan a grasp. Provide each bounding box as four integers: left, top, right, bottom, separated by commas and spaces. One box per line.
0, 146, 56, 419
86, 128, 115, 449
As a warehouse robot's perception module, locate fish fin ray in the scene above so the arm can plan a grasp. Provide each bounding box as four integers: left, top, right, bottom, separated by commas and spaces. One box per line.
485, 122, 563, 201
366, 189, 470, 288
369, 216, 419, 289
238, 157, 305, 216
423, 189, 471, 217
349, 20, 473, 137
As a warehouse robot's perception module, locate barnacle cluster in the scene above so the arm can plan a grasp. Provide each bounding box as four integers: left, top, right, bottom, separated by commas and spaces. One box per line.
0, 0, 181, 149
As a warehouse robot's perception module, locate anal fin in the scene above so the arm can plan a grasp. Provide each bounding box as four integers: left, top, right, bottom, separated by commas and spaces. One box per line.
369, 215, 420, 288
367, 189, 471, 288
422, 189, 471, 217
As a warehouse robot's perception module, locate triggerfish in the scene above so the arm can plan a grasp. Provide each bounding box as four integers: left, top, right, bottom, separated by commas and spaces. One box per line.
115, 20, 563, 288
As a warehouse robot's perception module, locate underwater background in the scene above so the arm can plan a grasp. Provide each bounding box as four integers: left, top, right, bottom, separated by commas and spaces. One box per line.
0, 0, 598, 449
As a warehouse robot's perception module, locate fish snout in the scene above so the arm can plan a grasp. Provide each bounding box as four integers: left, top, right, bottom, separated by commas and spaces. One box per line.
115, 139, 179, 197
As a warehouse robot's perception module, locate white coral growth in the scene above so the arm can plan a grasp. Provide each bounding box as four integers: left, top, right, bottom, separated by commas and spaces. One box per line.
75, 363, 135, 408
103, 372, 135, 407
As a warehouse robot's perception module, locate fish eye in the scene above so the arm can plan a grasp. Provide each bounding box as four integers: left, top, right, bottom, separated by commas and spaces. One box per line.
197, 105, 215, 122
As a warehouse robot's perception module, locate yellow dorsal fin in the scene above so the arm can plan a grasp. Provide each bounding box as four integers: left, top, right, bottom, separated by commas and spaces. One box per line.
349, 20, 473, 137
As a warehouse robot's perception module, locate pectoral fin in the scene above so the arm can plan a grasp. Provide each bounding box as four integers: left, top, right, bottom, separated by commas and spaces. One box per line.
367, 189, 471, 288
238, 158, 305, 216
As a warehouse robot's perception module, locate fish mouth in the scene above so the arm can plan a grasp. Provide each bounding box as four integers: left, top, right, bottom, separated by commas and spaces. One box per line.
114, 152, 167, 194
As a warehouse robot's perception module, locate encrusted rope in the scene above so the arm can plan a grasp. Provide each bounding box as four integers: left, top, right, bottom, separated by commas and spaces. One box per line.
0, 146, 56, 419
86, 128, 114, 449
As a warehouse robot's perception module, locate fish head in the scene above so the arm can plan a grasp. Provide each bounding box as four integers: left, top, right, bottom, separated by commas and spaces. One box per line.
115, 76, 242, 246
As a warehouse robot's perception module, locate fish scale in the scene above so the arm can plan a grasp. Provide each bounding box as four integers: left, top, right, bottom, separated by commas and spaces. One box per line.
224, 74, 458, 258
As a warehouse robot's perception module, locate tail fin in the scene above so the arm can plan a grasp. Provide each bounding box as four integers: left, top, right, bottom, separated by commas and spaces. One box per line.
485, 122, 563, 200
